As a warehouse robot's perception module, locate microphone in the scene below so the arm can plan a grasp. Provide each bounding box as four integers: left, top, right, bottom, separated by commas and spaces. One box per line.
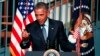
46, 37, 49, 50
55, 39, 57, 50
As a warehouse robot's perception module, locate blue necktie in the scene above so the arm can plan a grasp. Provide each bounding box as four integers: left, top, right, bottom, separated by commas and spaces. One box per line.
42, 25, 47, 42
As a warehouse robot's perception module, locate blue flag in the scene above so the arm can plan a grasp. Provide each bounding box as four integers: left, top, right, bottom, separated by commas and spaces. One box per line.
72, 0, 90, 26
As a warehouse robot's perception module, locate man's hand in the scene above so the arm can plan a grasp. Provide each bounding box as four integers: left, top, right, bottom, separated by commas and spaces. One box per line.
22, 30, 30, 39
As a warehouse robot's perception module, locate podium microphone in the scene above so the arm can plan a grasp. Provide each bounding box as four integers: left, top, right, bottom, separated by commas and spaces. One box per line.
46, 38, 49, 50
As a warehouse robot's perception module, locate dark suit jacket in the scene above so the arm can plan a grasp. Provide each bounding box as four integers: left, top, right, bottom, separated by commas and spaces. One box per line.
20, 18, 71, 52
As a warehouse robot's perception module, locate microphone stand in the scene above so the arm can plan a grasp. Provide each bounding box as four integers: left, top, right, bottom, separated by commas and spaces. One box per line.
46, 37, 49, 50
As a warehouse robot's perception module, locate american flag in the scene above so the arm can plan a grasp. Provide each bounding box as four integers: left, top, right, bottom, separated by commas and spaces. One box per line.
9, 0, 36, 56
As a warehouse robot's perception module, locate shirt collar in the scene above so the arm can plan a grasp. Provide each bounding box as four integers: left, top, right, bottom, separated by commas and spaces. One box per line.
44, 18, 49, 27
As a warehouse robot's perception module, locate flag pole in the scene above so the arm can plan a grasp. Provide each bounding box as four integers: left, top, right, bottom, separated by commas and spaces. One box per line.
76, 0, 82, 56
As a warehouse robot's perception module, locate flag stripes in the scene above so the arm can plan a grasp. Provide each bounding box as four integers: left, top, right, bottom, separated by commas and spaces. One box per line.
9, 0, 36, 56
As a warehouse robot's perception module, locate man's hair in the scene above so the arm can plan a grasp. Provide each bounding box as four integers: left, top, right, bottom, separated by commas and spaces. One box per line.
35, 2, 49, 10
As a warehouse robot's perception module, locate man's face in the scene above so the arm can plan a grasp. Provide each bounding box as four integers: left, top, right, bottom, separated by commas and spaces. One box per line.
34, 8, 49, 25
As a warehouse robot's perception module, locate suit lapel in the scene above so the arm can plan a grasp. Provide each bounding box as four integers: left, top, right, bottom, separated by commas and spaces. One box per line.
48, 19, 55, 40
34, 21, 46, 44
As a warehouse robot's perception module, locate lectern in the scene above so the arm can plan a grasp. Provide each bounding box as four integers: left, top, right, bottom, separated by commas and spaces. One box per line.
25, 51, 77, 56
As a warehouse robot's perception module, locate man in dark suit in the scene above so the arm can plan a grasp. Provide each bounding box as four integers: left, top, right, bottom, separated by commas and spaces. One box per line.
20, 2, 71, 52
